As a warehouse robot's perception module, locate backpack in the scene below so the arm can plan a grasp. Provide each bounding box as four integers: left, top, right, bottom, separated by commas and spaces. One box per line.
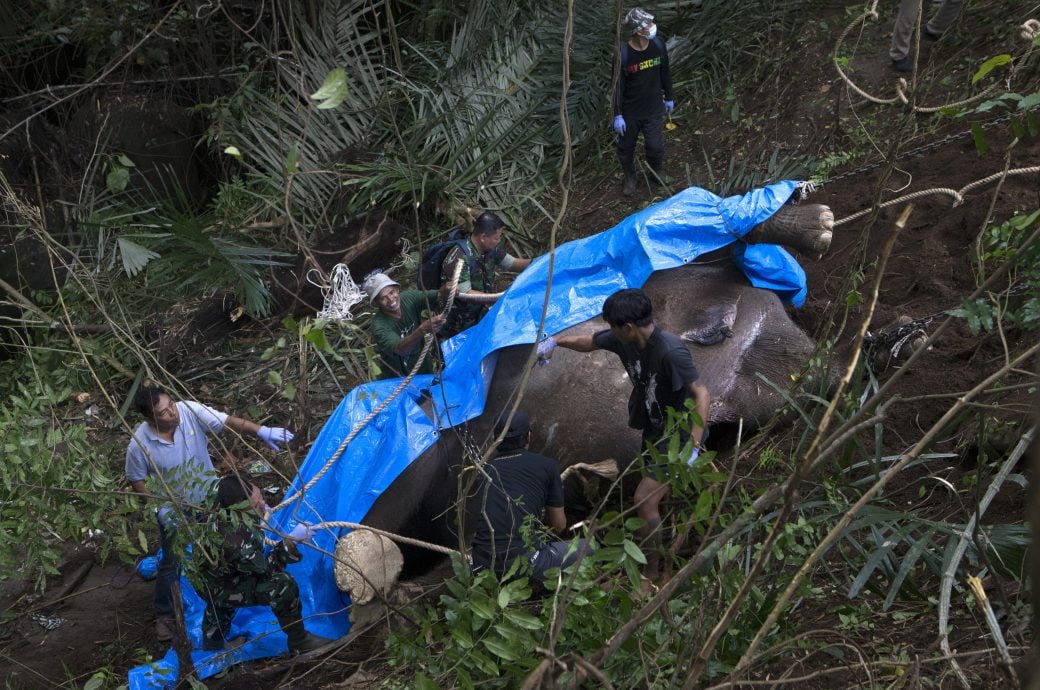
417, 229, 476, 290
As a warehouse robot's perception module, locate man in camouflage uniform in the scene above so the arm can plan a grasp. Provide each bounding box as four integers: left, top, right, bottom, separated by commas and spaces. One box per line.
439, 210, 532, 337
193, 475, 332, 653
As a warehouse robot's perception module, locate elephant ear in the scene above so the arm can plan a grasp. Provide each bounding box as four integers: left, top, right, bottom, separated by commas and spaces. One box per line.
680, 302, 738, 346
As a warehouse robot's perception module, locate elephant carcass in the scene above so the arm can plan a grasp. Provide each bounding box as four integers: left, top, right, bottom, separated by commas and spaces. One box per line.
354, 202, 833, 580
484, 261, 818, 468
479, 201, 833, 464
358, 429, 466, 579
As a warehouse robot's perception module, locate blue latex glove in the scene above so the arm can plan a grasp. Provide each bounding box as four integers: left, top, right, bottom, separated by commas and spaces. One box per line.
536, 336, 557, 365
258, 425, 294, 450
613, 115, 626, 135
288, 522, 319, 543
664, 100, 675, 114
686, 446, 701, 467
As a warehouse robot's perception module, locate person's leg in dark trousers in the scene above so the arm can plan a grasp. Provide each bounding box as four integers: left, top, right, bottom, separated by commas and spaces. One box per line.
616, 118, 642, 196
200, 593, 237, 650
154, 513, 179, 638
643, 116, 666, 183
262, 571, 331, 653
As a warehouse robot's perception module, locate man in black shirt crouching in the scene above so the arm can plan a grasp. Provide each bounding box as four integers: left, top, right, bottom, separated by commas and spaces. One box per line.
470, 410, 589, 582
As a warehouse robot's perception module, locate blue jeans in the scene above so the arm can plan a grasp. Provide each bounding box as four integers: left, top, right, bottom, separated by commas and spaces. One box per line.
530, 539, 590, 581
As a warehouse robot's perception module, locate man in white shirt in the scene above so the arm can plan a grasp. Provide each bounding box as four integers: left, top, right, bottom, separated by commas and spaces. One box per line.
125, 383, 294, 641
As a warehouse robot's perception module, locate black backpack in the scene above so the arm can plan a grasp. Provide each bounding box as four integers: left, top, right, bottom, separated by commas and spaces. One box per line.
417, 229, 477, 290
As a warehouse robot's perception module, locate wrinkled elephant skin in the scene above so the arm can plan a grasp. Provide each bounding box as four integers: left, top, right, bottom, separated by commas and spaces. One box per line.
480, 261, 819, 468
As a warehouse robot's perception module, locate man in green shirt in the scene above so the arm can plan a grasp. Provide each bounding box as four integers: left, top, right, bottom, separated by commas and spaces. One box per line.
363, 272, 448, 379
439, 210, 532, 337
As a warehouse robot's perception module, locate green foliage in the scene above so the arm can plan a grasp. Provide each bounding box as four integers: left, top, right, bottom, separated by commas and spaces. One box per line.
389, 540, 654, 687
971, 54, 1012, 84
837, 504, 1028, 608
77, 170, 292, 317
0, 361, 135, 591
702, 145, 810, 197
202, 0, 815, 243
952, 51, 1040, 153
309, 68, 349, 110
11, 0, 183, 73
105, 154, 136, 195
949, 210, 1040, 334
809, 150, 858, 185
262, 315, 372, 393
386, 407, 788, 687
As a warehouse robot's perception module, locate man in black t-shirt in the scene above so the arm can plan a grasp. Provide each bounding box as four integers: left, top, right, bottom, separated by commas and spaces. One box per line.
612, 8, 674, 196
470, 410, 588, 582
536, 288, 710, 582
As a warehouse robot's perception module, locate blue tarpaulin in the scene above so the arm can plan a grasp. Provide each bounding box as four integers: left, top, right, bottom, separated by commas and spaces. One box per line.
128, 181, 805, 687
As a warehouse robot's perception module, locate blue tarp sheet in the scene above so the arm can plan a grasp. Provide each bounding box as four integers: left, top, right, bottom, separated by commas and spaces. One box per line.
128, 181, 804, 687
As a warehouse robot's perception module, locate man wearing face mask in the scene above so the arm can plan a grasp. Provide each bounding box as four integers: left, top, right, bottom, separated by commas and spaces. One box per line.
613, 7, 674, 197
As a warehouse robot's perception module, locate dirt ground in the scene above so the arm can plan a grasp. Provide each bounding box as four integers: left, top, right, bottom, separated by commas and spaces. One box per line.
1, 2, 1038, 688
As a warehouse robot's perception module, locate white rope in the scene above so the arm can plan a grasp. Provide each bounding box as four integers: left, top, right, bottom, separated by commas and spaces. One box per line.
308, 263, 365, 322
834, 166, 1040, 226
309, 521, 460, 556
1020, 19, 1040, 42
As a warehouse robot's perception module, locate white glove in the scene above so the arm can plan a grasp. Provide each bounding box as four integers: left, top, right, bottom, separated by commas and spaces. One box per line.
686, 446, 701, 467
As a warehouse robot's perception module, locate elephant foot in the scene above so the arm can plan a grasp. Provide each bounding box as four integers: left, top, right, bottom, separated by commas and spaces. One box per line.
748, 203, 834, 257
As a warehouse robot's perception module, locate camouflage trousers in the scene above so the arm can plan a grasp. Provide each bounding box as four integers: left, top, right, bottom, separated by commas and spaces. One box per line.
198, 571, 306, 649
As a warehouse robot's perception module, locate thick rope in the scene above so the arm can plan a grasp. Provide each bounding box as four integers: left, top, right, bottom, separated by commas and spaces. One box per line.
304, 521, 460, 556
455, 290, 505, 305
270, 259, 464, 520
834, 166, 1040, 226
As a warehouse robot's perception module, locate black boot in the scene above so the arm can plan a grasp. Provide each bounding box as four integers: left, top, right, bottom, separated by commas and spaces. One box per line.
622, 172, 638, 196
648, 165, 672, 188
281, 613, 335, 654
289, 630, 336, 654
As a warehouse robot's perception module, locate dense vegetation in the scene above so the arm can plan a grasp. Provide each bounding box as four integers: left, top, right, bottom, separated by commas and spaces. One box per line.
0, 1, 1037, 687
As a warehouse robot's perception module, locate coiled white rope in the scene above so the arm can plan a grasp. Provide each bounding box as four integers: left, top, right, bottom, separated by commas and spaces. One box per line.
308, 263, 365, 322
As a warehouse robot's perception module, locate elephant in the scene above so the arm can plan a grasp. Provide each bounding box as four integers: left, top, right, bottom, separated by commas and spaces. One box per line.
357, 201, 834, 578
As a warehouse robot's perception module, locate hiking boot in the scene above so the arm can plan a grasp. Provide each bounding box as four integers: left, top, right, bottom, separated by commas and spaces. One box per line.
155, 618, 174, 641
622, 173, 638, 197
290, 632, 336, 654
891, 56, 913, 73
